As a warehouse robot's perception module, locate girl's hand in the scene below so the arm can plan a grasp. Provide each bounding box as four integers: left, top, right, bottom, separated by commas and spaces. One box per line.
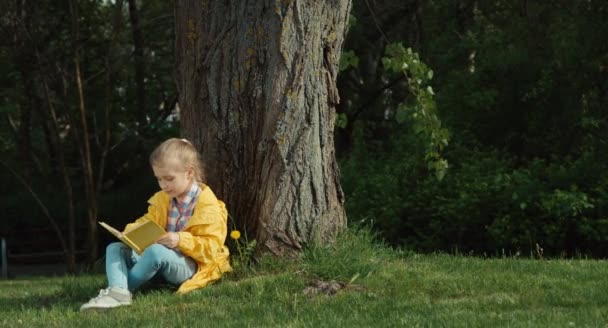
156, 232, 180, 249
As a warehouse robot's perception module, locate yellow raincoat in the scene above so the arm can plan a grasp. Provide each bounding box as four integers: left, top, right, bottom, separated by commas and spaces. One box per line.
125, 183, 232, 294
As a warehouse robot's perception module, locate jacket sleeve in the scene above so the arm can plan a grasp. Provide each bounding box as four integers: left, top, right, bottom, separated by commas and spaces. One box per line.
176, 202, 227, 265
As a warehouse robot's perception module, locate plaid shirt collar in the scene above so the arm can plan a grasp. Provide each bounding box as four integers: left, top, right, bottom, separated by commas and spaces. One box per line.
167, 182, 201, 232
172, 182, 200, 211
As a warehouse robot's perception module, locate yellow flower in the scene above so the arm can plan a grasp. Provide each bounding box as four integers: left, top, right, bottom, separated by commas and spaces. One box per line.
230, 230, 241, 240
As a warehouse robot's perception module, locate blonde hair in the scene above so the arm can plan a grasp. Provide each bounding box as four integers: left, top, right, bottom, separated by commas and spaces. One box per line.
149, 138, 205, 182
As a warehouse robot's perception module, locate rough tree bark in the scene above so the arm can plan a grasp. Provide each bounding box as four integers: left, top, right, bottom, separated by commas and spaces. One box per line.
175, 1, 351, 255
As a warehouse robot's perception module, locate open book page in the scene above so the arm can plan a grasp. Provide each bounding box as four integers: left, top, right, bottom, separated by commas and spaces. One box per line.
99, 221, 137, 252
99, 219, 165, 255
99, 221, 123, 239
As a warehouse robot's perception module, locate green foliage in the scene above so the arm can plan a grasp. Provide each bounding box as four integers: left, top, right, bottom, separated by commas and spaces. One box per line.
339, 50, 359, 72
341, 135, 608, 256
335, 112, 348, 129
225, 215, 258, 276
382, 43, 450, 180
227, 231, 257, 276
336, 1, 608, 257
540, 189, 594, 219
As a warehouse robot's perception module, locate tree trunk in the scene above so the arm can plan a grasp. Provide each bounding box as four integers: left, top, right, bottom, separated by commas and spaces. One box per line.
69, 0, 98, 263
175, 1, 350, 255
13, 0, 34, 176
41, 78, 77, 273
97, 0, 124, 194
127, 0, 146, 126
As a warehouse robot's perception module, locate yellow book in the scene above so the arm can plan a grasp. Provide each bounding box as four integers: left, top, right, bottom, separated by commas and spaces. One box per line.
99, 219, 166, 255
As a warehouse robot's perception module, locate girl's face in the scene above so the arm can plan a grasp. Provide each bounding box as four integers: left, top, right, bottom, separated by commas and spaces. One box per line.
152, 159, 194, 202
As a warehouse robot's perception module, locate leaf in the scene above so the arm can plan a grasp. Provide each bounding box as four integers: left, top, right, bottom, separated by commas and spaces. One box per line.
339, 50, 359, 72
435, 167, 447, 181
381, 57, 393, 71
432, 159, 449, 181
395, 106, 408, 124
335, 113, 348, 128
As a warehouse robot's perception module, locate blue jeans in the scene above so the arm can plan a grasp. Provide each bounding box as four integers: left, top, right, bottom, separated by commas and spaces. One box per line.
105, 242, 197, 291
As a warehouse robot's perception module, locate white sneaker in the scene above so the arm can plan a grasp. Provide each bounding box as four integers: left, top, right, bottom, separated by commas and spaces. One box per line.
80, 287, 132, 311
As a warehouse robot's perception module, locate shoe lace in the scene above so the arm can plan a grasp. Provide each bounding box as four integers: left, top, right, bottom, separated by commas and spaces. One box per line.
92, 288, 110, 301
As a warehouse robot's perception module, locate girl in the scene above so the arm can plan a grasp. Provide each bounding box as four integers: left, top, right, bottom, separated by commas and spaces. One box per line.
80, 138, 231, 311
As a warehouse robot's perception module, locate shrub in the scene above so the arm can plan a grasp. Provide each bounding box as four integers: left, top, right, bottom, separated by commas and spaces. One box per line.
340, 130, 608, 257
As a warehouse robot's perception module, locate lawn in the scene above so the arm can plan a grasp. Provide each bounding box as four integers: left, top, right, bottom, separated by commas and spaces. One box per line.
1, 230, 607, 327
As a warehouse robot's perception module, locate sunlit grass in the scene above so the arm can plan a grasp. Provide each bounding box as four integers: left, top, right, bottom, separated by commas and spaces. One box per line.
1, 229, 608, 327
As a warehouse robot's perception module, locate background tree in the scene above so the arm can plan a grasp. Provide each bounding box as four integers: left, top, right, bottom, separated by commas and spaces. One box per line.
174, 1, 352, 255
0, 0, 176, 267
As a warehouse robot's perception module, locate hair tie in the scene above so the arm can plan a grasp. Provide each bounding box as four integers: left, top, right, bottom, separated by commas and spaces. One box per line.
181, 138, 191, 144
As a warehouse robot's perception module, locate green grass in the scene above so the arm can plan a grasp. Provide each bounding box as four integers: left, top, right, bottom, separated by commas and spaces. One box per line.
2, 229, 608, 327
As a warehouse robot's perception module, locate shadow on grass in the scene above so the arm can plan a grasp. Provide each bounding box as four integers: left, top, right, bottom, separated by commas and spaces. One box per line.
0, 277, 102, 312
0, 273, 182, 313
